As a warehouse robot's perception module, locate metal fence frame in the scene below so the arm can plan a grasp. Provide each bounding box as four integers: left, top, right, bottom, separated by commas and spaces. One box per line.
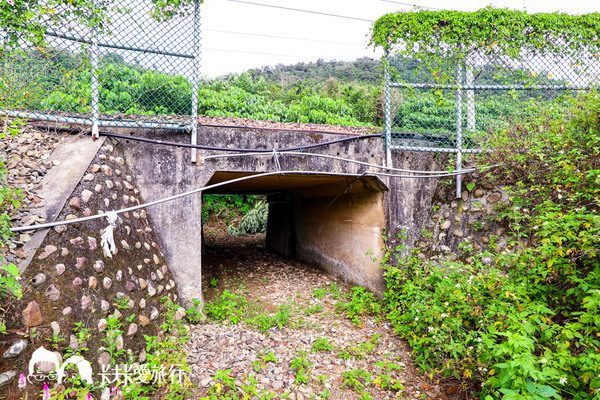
0, 0, 202, 162
383, 50, 600, 197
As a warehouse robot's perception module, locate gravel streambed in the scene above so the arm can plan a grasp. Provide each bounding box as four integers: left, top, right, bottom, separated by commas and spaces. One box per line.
184, 232, 452, 400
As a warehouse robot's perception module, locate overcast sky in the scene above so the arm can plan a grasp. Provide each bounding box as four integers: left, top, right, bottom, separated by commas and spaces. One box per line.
198, 0, 599, 77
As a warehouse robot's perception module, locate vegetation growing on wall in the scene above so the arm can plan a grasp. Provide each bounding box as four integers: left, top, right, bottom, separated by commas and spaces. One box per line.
381, 91, 600, 399
371, 8, 600, 65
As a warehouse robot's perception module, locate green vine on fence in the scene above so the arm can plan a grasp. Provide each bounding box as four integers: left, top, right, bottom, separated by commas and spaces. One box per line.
370, 8, 600, 65
0, 0, 201, 48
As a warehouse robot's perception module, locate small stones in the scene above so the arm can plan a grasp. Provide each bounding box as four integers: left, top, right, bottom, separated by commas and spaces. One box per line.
91, 164, 101, 173
0, 371, 16, 387
94, 184, 103, 193
139, 315, 150, 327
83, 173, 95, 182
174, 307, 186, 321
461, 190, 469, 202
3, 339, 28, 358
22, 301, 43, 327
45, 284, 61, 301
143, 243, 150, 251
98, 352, 111, 369
453, 229, 464, 237
105, 180, 114, 189
104, 198, 110, 208
83, 208, 92, 217
89, 276, 98, 289
61, 247, 69, 256
147, 282, 156, 297
72, 277, 83, 287
76, 257, 87, 269
45, 245, 57, 255
51, 321, 60, 336
81, 189, 93, 203
137, 264, 143, 271
102, 165, 113, 176
54, 225, 67, 234
69, 197, 81, 209
103, 277, 112, 290
138, 278, 147, 290
157, 285, 164, 295
474, 188, 484, 198
153, 254, 160, 266
115, 270, 123, 282
126, 323, 138, 336
441, 220, 451, 230
486, 192, 502, 204
98, 319, 108, 331
139, 298, 146, 309
126, 281, 136, 292
121, 240, 130, 250
62, 307, 72, 316
150, 306, 159, 320
156, 269, 164, 281
81, 295, 92, 309
55, 264, 66, 275
88, 237, 97, 251
101, 300, 110, 312
115, 157, 125, 165
113, 309, 123, 319
32, 273, 46, 287
70, 237, 84, 245
94, 260, 105, 273
115, 335, 124, 351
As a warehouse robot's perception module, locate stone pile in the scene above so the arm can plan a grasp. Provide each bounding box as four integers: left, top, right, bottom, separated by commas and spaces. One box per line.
0, 124, 60, 265
0, 126, 180, 393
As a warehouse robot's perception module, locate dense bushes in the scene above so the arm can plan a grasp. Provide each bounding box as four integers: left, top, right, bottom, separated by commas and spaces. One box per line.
382, 92, 600, 399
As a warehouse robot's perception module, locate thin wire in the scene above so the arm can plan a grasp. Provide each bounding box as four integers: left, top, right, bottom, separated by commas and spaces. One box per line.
203, 151, 477, 175
379, 0, 441, 10
203, 28, 363, 47
10, 170, 362, 233
10, 168, 475, 233
203, 47, 324, 60
226, 0, 375, 22
98, 131, 383, 153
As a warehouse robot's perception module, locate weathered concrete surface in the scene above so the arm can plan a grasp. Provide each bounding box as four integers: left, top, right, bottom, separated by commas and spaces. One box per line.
118, 131, 208, 307
20, 135, 106, 273
102, 125, 441, 302
294, 191, 387, 294
382, 152, 443, 260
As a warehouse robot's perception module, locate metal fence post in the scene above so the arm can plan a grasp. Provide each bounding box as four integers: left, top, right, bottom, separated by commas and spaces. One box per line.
190, 0, 201, 163
466, 54, 475, 133
384, 49, 392, 169
455, 63, 463, 199
90, 5, 99, 141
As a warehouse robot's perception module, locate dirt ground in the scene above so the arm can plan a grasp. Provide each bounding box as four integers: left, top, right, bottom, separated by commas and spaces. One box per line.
184, 228, 465, 400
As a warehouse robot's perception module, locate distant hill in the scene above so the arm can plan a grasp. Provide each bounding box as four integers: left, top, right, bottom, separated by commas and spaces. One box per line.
245, 57, 383, 87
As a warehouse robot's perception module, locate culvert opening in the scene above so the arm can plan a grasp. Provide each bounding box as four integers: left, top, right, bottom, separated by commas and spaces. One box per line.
201, 171, 389, 296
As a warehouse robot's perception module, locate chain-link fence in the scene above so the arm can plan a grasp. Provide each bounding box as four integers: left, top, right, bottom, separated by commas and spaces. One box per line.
384, 48, 600, 154
0, 0, 201, 155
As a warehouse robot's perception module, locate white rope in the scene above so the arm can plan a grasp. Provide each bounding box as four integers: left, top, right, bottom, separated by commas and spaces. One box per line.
272, 149, 282, 172
203, 151, 481, 175
100, 211, 117, 258
10, 168, 477, 233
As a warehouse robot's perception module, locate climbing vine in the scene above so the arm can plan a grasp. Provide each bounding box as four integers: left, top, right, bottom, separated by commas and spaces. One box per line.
0, 0, 201, 48
370, 8, 600, 82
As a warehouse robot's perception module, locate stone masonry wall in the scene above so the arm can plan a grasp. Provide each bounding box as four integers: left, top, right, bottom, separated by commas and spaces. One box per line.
0, 131, 184, 395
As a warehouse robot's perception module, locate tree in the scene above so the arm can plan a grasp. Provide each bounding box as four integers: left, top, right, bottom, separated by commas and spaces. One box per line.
0, 0, 200, 48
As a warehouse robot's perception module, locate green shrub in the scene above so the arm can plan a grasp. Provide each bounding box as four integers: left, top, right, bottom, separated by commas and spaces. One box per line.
382, 91, 600, 400
227, 201, 268, 236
